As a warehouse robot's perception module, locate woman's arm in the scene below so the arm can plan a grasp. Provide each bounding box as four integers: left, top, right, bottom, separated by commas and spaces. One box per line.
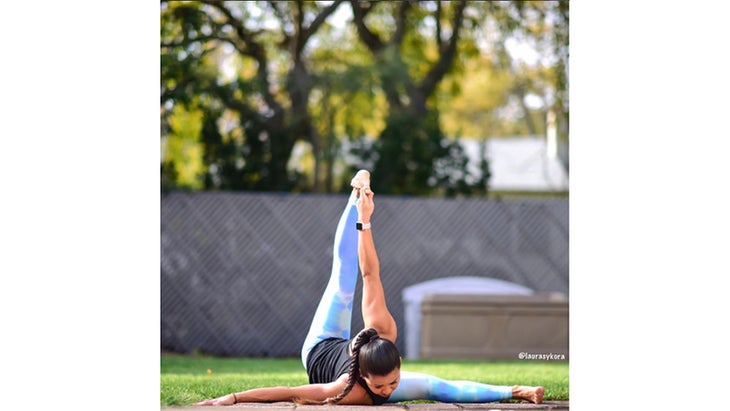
196, 378, 354, 406
356, 189, 397, 343
356, 188, 378, 279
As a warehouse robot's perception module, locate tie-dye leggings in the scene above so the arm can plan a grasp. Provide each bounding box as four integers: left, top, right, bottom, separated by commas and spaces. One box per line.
300, 192, 512, 403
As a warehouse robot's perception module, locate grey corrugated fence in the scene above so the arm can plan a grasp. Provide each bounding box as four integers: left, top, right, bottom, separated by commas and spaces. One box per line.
161, 192, 568, 357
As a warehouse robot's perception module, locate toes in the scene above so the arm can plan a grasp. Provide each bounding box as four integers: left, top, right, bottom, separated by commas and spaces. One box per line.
535, 387, 544, 404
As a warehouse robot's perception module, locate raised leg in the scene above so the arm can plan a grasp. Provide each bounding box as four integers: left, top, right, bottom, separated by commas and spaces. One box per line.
300, 191, 360, 368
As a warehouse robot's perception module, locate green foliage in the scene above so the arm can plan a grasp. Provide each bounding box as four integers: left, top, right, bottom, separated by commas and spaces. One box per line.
354, 110, 482, 197
438, 56, 514, 138
160, 1, 568, 194
162, 103, 205, 190
160, 356, 568, 406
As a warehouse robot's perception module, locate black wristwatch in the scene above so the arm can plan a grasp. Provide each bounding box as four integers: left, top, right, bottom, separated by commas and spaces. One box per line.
356, 221, 371, 231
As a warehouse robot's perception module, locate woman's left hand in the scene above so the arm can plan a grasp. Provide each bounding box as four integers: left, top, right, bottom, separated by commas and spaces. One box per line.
356, 189, 374, 222
196, 393, 236, 406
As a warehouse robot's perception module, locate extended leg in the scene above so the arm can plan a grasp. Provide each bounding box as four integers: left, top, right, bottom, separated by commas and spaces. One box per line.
389, 371, 526, 403
300, 191, 360, 368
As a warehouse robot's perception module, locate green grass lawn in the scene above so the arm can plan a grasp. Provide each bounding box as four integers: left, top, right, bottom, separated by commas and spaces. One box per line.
161, 355, 568, 407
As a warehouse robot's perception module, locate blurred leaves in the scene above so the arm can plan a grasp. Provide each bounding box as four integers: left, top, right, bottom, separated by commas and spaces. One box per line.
160, 0, 569, 195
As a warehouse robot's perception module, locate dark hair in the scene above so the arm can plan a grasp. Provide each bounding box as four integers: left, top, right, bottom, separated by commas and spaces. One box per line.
324, 328, 401, 404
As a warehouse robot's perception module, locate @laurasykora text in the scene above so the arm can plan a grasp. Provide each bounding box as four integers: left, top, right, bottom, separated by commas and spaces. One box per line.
518, 352, 566, 360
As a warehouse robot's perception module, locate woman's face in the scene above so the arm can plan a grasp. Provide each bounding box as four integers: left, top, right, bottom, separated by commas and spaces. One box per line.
361, 368, 401, 398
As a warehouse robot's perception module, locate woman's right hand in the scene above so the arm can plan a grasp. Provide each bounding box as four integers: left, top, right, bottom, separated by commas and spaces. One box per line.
196, 393, 236, 406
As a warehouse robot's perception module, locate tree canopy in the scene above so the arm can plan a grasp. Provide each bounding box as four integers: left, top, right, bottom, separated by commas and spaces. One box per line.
160, 0, 568, 195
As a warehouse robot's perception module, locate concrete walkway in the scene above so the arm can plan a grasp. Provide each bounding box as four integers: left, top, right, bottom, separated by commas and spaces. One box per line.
162, 401, 568, 411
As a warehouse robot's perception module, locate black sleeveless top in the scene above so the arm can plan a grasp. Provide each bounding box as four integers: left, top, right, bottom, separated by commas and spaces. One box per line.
305, 337, 390, 405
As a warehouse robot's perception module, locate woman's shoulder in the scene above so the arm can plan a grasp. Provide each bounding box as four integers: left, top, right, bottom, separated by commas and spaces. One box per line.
335, 373, 372, 405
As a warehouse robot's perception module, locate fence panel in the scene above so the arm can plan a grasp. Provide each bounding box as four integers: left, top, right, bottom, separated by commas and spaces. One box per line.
161, 192, 568, 357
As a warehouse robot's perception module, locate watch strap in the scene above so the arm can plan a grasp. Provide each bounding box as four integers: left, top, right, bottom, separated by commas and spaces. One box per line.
356, 221, 371, 230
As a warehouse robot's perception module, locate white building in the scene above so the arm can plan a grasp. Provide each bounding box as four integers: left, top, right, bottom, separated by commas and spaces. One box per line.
461, 136, 569, 192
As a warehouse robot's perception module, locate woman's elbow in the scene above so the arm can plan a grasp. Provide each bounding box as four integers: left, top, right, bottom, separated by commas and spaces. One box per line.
359, 264, 379, 277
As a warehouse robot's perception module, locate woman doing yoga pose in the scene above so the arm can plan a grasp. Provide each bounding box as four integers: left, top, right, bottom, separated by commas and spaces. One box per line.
197, 170, 544, 406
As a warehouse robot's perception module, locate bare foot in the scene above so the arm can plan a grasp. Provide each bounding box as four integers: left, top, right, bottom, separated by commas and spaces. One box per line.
350, 169, 371, 197
511, 385, 544, 404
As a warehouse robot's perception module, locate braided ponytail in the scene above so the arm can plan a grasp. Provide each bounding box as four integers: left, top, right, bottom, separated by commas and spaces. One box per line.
323, 328, 380, 404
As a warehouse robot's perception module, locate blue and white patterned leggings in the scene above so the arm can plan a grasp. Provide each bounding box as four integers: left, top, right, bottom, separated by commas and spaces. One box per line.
300, 192, 512, 403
